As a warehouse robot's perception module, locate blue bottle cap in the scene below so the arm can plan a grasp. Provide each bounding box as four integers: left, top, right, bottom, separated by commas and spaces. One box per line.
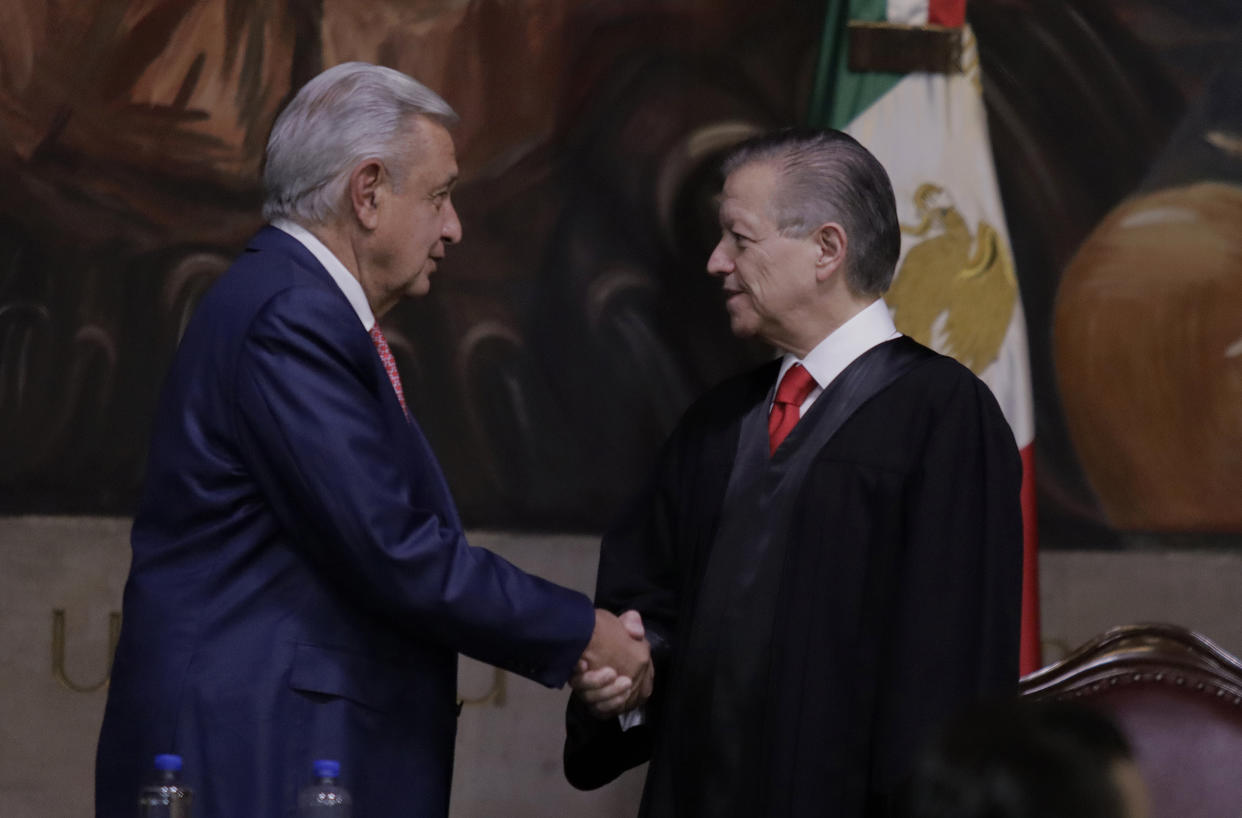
313, 759, 340, 778
154, 754, 183, 772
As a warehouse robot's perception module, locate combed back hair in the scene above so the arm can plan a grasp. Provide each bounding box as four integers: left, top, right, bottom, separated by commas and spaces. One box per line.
721, 128, 900, 297
261, 61, 459, 225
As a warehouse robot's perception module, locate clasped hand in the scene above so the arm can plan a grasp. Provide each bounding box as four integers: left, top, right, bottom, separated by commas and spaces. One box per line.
573, 609, 653, 718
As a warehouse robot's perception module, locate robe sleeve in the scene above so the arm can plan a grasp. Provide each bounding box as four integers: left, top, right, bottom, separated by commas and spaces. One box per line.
867, 371, 1024, 806
563, 405, 707, 788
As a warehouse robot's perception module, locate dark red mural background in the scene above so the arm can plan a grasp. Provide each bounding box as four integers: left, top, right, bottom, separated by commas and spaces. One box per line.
1, 0, 1239, 546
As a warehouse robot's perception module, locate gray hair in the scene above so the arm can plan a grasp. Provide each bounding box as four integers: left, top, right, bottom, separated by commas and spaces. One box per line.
722, 128, 900, 297
261, 62, 459, 225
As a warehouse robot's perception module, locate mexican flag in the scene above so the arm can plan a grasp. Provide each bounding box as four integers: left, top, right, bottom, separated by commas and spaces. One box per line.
808, 0, 1041, 675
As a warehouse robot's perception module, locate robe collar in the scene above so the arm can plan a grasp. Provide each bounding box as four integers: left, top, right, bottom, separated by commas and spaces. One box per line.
773, 298, 901, 411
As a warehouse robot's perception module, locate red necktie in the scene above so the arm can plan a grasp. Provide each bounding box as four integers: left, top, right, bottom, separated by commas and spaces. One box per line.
768, 363, 816, 455
369, 324, 409, 416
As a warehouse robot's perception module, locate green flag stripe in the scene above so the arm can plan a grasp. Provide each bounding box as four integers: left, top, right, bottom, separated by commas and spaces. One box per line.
806, 0, 905, 129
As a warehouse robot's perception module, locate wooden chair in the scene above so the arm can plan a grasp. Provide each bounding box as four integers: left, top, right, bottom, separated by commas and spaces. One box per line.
1020, 623, 1242, 818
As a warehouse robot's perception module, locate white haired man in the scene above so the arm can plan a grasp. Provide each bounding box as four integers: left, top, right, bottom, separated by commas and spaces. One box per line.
95, 62, 649, 818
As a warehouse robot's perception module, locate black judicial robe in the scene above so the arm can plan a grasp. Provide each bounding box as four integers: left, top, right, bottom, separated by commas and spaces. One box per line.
565, 336, 1023, 818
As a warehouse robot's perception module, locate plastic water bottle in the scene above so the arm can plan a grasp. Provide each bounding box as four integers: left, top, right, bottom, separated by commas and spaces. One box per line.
297, 759, 352, 817
138, 753, 193, 818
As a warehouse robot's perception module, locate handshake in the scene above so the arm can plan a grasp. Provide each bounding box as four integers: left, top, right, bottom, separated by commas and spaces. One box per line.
573, 609, 654, 719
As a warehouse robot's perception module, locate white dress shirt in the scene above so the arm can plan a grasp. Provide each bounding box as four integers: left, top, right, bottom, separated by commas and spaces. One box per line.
772, 298, 902, 416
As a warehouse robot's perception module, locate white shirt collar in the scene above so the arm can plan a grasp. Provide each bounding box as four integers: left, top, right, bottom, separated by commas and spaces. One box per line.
775, 298, 902, 410
272, 219, 375, 331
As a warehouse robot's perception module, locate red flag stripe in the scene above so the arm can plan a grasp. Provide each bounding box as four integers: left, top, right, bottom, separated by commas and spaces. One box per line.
928, 0, 966, 27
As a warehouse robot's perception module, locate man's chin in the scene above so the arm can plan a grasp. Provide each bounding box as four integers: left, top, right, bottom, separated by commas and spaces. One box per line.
726, 312, 759, 339
729, 326, 762, 343
406, 275, 432, 298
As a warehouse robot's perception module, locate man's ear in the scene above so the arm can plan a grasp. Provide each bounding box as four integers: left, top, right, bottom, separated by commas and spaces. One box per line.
814, 222, 847, 282
348, 159, 385, 231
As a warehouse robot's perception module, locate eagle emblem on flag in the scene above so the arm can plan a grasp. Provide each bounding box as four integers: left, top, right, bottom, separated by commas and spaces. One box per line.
887, 182, 1017, 375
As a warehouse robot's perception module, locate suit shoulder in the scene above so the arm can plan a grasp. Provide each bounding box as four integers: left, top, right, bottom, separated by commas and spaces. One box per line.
211, 237, 328, 301
246, 276, 354, 327
192, 246, 350, 336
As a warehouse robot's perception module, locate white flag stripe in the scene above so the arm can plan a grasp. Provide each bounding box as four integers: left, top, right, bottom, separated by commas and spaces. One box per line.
886, 0, 929, 26
844, 26, 1035, 448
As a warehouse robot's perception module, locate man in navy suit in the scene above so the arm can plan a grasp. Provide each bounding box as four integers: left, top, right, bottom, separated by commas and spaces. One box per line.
95, 62, 650, 818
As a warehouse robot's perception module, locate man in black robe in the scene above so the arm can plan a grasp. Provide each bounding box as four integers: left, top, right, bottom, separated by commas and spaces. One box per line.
563, 128, 1023, 817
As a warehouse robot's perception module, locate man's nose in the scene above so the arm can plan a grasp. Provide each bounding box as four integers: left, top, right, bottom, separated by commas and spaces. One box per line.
705, 241, 732, 276
442, 200, 463, 244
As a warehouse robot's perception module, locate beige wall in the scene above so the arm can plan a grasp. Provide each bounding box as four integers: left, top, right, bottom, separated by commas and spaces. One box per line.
1038, 549, 1242, 664
4, 516, 1242, 818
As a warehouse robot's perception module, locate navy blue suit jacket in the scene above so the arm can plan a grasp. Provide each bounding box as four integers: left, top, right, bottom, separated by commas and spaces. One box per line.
96, 226, 595, 818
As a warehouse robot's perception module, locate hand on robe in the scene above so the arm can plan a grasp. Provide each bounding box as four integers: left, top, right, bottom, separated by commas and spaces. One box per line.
573, 610, 654, 717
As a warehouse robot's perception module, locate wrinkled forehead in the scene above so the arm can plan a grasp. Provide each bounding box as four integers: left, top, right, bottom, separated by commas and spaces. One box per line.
405, 114, 456, 157
400, 116, 459, 182
716, 160, 782, 221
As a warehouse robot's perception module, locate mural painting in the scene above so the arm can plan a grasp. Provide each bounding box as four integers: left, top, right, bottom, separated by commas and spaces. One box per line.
0, 0, 1239, 547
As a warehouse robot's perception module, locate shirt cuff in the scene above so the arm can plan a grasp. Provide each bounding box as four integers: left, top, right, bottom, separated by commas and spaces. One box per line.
619, 706, 646, 731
